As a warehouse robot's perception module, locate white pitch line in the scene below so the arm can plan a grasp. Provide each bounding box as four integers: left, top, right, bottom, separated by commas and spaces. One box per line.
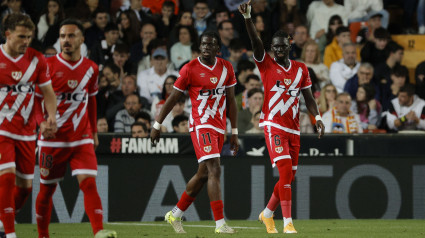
107, 222, 261, 229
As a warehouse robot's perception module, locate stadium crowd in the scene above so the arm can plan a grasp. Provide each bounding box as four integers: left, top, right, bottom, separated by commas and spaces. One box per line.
2, 0, 425, 135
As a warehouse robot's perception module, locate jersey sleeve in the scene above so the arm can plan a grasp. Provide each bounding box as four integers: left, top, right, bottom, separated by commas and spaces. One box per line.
225, 62, 237, 88
37, 55, 51, 88
253, 51, 268, 73
300, 63, 312, 89
88, 63, 99, 96
174, 64, 190, 92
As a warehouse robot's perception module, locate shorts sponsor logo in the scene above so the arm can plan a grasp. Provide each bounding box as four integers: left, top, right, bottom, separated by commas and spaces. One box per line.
11, 71, 22, 80
40, 168, 50, 177
210, 77, 218, 84
68, 80, 78, 89
284, 78, 291, 86
204, 145, 212, 153
275, 146, 283, 153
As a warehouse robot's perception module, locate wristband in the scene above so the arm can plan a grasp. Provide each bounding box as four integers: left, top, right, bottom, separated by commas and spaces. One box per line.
400, 116, 406, 123
242, 5, 251, 19
315, 115, 322, 121
153, 121, 161, 130
231, 128, 238, 135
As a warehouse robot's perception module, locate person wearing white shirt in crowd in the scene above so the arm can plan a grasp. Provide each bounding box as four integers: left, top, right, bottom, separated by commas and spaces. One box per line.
306, 0, 347, 41
387, 84, 425, 131
170, 25, 196, 69
330, 43, 360, 93
137, 48, 178, 103
344, 0, 389, 28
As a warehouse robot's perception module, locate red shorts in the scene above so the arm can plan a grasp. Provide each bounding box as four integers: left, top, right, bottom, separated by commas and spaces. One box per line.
264, 125, 300, 169
0, 136, 36, 179
38, 143, 97, 184
190, 128, 224, 163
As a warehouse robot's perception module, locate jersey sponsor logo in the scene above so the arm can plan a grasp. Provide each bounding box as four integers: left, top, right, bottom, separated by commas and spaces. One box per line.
0, 84, 34, 93
11, 71, 22, 80
275, 146, 283, 153
57, 92, 87, 102
204, 145, 212, 153
284, 78, 291, 86
210, 77, 218, 84
199, 88, 225, 97
67, 80, 78, 89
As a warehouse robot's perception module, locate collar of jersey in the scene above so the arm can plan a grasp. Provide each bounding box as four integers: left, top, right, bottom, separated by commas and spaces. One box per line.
274, 57, 292, 72
56, 53, 84, 70
197, 57, 217, 71
0, 44, 24, 63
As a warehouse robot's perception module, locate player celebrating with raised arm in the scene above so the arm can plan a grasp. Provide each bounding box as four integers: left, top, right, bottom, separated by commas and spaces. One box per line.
0, 13, 57, 238
34, 19, 116, 238
239, 1, 325, 234
150, 31, 239, 234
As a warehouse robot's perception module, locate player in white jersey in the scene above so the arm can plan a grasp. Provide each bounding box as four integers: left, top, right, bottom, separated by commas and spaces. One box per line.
240, 1, 325, 234
34, 19, 116, 238
151, 31, 239, 234
0, 14, 57, 238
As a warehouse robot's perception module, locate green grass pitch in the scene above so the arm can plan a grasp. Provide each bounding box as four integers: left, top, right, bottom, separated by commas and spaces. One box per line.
15, 220, 425, 237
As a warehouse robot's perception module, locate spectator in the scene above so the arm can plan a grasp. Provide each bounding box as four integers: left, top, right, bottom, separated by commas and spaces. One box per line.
37, 0, 65, 46
306, 0, 347, 41
374, 41, 404, 87
301, 40, 330, 87
118, 0, 153, 23
252, 14, 271, 51
324, 26, 357, 68
345, 0, 389, 28
135, 111, 152, 130
360, 27, 390, 67
97, 117, 109, 133
289, 25, 309, 60
238, 88, 264, 133
84, 9, 109, 49
318, 83, 338, 114
218, 20, 234, 59
97, 63, 121, 118
235, 59, 256, 95
136, 39, 176, 73
66, 0, 102, 29
245, 111, 263, 134
109, 43, 136, 76
114, 94, 143, 133
299, 111, 314, 133
151, 75, 177, 120
129, 22, 157, 64
415, 60, 425, 99
318, 15, 343, 59
351, 84, 382, 130
322, 92, 363, 133
131, 121, 149, 137
170, 25, 197, 69
43, 46, 57, 58
419, 0, 425, 34
381, 65, 409, 111
89, 23, 120, 70
137, 47, 178, 103
142, 0, 178, 15
167, 10, 194, 47
356, 12, 385, 44
192, 0, 212, 36
117, 9, 141, 47
155, 0, 177, 38
387, 84, 425, 131
330, 43, 360, 93
227, 38, 246, 70
172, 114, 189, 133
236, 74, 262, 110
344, 62, 377, 99
272, 0, 306, 35
161, 95, 188, 132
205, 6, 229, 32
1, 0, 25, 22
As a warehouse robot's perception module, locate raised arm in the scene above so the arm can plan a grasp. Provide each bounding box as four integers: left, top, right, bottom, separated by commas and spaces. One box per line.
238, 0, 264, 60
150, 88, 185, 144
302, 87, 325, 138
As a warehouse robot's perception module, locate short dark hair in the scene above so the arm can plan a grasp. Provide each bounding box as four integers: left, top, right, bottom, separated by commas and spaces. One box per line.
218, 20, 232, 31
103, 63, 120, 75
399, 84, 415, 96
374, 27, 390, 40
162, 0, 175, 9
114, 43, 130, 54
131, 121, 148, 132
194, 0, 208, 6
199, 31, 221, 48
104, 23, 119, 33
92, 8, 109, 19
336, 26, 350, 36
229, 38, 245, 50
247, 88, 263, 98
172, 114, 188, 128
135, 111, 152, 123
60, 19, 85, 34
125, 93, 141, 104
3, 13, 35, 34
272, 30, 291, 41
237, 59, 255, 73
391, 65, 408, 78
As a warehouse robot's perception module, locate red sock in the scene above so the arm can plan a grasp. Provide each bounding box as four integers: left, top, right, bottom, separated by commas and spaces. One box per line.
0, 173, 16, 234
14, 186, 32, 213
36, 183, 57, 238
276, 160, 293, 218
266, 182, 280, 211
176, 191, 195, 211
79, 177, 103, 235
210, 200, 224, 221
